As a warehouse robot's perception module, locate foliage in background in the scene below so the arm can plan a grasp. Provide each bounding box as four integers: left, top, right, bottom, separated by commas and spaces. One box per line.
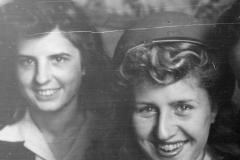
73, 0, 235, 29
72, 0, 236, 57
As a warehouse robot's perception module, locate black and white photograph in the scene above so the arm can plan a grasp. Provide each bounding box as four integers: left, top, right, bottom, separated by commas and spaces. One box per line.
0, 0, 239, 160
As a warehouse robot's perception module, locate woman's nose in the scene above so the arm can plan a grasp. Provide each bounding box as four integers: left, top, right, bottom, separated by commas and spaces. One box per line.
154, 112, 177, 141
35, 62, 51, 84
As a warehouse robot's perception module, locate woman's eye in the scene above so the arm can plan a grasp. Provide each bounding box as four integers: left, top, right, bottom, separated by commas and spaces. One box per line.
179, 105, 191, 111
18, 57, 34, 66
136, 106, 157, 118
175, 104, 193, 115
53, 56, 67, 63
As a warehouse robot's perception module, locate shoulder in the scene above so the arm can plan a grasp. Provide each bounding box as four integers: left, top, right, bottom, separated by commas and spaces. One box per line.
0, 141, 35, 160
0, 123, 34, 159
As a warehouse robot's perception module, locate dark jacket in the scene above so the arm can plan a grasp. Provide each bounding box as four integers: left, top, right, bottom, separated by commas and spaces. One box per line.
0, 141, 35, 160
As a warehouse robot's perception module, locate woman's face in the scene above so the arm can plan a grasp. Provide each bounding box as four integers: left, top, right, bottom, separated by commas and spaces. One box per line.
133, 76, 217, 160
16, 28, 84, 112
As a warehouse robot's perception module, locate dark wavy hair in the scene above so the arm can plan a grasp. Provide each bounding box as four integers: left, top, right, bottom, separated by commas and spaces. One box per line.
0, 0, 110, 125
103, 42, 240, 160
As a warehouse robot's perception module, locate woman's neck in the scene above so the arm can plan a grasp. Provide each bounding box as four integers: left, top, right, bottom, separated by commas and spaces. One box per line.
28, 99, 90, 160
28, 99, 87, 142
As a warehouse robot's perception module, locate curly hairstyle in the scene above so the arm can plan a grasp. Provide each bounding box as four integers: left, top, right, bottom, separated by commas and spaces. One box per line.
0, 0, 110, 124
104, 41, 239, 160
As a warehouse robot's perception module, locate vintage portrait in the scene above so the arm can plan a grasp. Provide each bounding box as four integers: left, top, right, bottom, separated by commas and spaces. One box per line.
0, 0, 239, 160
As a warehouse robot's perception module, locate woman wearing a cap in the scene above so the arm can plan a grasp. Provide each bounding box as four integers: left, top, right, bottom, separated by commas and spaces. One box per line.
0, 0, 110, 160
104, 11, 240, 160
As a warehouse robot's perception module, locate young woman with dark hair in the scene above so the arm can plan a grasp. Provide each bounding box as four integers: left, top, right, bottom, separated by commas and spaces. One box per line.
0, 0, 110, 160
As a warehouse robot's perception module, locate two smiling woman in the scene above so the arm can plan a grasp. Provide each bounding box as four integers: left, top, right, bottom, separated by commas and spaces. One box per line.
0, 0, 239, 160
105, 12, 240, 160
0, 0, 109, 160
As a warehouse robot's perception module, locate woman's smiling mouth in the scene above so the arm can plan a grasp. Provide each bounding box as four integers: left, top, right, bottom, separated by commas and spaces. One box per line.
159, 141, 184, 151
34, 88, 61, 100
155, 141, 187, 158
38, 89, 60, 96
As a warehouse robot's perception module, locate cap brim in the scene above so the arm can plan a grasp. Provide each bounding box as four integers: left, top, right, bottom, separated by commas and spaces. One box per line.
132, 37, 210, 49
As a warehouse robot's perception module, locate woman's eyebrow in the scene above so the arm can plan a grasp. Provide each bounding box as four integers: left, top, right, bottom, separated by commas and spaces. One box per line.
49, 53, 71, 58
134, 102, 158, 108
169, 99, 199, 105
51, 53, 71, 56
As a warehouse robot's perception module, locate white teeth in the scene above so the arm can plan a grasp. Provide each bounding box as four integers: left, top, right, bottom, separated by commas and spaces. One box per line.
159, 142, 184, 151
38, 89, 58, 96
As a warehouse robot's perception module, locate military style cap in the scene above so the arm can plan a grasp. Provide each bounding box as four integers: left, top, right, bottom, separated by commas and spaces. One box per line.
112, 11, 215, 69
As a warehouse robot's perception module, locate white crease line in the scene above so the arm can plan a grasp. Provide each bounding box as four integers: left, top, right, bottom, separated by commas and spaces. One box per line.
24, 22, 240, 37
